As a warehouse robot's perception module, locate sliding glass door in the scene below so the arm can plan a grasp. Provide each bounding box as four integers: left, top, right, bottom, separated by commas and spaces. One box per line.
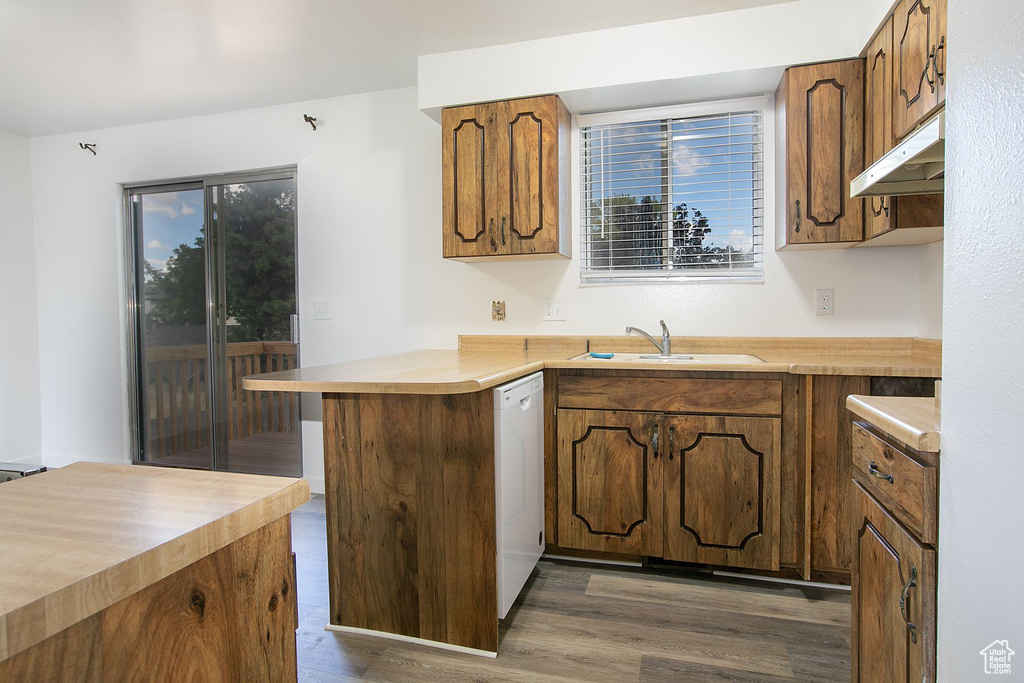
126, 169, 301, 476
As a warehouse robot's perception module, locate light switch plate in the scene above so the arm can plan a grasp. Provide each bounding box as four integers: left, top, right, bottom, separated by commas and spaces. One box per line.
814, 289, 834, 316
313, 300, 331, 320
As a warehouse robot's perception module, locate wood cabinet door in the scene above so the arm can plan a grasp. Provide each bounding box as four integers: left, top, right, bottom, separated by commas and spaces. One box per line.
502, 95, 567, 257
893, 0, 946, 140
557, 409, 663, 555
781, 59, 865, 245
865, 18, 895, 240
851, 482, 936, 683
663, 415, 781, 570
442, 103, 501, 258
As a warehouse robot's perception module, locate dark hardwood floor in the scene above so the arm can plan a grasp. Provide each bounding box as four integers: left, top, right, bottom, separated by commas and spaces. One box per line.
292, 496, 851, 682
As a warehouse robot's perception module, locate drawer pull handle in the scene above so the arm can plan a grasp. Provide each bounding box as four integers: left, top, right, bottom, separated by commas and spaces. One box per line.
868, 460, 894, 484
899, 566, 919, 644
668, 426, 675, 461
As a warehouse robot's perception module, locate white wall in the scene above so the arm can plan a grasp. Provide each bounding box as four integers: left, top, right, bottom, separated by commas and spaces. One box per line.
29, 83, 939, 492
0, 130, 42, 464
938, 0, 1024, 677
918, 241, 943, 339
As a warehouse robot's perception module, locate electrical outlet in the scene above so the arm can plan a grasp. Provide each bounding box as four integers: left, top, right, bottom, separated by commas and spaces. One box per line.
492, 301, 506, 321
542, 298, 566, 321
815, 289, 834, 316
313, 300, 331, 320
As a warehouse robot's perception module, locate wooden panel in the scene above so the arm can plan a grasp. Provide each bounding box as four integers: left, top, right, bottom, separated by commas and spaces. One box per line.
442, 104, 493, 258
810, 375, 871, 576
505, 96, 563, 256
865, 17, 895, 240
543, 369, 559, 547
1, 516, 298, 682
557, 409, 662, 556
778, 374, 804, 574
893, 0, 946, 140
851, 422, 937, 543
558, 376, 782, 415
851, 482, 936, 683
779, 59, 864, 245
663, 415, 781, 570
322, 391, 498, 653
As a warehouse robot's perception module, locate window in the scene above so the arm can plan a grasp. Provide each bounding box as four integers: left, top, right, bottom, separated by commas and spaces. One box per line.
579, 98, 765, 282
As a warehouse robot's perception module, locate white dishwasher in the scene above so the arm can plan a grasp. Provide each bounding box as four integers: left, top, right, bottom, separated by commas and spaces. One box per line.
493, 371, 545, 619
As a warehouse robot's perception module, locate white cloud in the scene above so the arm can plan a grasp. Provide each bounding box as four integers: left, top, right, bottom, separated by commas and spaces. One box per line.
147, 239, 170, 251
143, 192, 200, 219
146, 258, 168, 272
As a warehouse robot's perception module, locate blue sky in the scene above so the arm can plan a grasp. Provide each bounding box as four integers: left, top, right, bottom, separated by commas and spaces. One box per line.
141, 189, 204, 277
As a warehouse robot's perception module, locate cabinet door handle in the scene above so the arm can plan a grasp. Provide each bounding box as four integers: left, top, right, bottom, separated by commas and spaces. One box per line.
501, 215, 507, 246
923, 48, 936, 93
899, 566, 919, 644
668, 426, 675, 460
932, 36, 946, 86
651, 429, 659, 459
868, 460, 895, 484
489, 217, 497, 251
794, 199, 801, 233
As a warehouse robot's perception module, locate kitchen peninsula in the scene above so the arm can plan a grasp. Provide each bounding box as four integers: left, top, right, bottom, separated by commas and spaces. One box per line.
0, 462, 310, 680
243, 335, 939, 655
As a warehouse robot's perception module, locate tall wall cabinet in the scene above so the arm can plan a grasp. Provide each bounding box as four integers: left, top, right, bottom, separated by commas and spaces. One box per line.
441, 95, 571, 260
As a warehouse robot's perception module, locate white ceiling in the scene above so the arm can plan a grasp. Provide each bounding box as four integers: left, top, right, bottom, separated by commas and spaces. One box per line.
0, 0, 794, 137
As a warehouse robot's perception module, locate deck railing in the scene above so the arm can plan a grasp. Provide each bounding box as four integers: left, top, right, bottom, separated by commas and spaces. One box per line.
145, 341, 299, 458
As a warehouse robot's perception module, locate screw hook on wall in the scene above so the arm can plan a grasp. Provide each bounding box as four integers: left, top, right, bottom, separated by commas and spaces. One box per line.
303, 115, 317, 131
79, 143, 97, 155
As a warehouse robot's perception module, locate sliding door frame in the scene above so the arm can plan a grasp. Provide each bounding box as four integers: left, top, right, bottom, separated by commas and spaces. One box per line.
123, 165, 299, 470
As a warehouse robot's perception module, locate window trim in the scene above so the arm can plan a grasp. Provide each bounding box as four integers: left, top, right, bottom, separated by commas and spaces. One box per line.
574, 95, 771, 285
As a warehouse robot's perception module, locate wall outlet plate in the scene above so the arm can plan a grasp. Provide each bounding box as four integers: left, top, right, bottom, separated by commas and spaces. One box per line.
492, 300, 506, 321
814, 289, 834, 316
542, 298, 566, 321
313, 300, 331, 320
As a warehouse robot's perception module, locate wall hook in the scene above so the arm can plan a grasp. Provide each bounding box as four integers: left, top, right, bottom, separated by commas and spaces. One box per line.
303, 115, 317, 131
79, 143, 97, 155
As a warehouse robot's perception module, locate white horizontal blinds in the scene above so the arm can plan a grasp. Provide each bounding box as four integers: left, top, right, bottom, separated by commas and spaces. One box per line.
581, 109, 764, 281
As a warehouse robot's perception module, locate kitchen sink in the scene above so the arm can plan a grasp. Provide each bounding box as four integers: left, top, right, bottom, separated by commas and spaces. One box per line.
572, 353, 765, 364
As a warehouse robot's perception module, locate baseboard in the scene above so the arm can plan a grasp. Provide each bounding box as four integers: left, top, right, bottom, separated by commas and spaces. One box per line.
324, 624, 497, 658
304, 475, 325, 496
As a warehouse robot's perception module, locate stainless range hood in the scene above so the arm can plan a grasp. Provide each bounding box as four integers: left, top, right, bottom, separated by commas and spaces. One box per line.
850, 111, 945, 197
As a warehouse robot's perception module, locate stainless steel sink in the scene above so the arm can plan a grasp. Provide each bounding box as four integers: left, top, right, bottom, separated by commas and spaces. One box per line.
573, 353, 765, 364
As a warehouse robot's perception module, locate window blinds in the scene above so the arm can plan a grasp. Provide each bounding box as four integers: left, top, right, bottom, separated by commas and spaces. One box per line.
580, 109, 764, 282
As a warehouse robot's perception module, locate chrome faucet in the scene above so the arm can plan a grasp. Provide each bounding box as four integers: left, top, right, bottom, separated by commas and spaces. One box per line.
625, 320, 671, 356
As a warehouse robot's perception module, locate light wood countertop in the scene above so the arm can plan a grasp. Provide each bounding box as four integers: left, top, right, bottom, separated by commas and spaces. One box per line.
847, 395, 941, 452
242, 340, 941, 395
0, 462, 309, 663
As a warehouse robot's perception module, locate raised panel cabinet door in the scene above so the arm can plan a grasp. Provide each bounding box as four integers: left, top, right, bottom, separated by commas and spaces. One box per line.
663, 415, 781, 570
865, 18, 895, 240
442, 103, 500, 258
557, 409, 663, 555
893, 0, 946, 141
851, 482, 936, 683
502, 96, 565, 256
780, 60, 865, 245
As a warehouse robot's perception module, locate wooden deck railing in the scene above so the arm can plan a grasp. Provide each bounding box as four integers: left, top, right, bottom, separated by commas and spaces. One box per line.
145, 341, 299, 458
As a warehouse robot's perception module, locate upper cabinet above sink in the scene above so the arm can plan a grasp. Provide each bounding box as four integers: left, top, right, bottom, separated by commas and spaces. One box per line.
441, 95, 571, 261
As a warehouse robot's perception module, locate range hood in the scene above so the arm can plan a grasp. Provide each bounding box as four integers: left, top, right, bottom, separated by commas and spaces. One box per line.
850, 111, 945, 197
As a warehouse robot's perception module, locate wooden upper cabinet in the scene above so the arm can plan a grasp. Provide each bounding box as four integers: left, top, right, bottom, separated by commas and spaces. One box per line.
663, 415, 781, 571
776, 59, 865, 247
442, 95, 570, 260
557, 409, 663, 556
863, 13, 944, 244
893, 0, 946, 141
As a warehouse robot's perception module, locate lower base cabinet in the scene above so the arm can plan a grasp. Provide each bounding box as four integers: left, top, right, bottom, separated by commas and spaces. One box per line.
557, 407, 781, 571
851, 481, 936, 682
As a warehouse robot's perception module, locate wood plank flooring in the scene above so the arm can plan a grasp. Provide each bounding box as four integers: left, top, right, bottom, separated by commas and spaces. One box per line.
292, 496, 851, 682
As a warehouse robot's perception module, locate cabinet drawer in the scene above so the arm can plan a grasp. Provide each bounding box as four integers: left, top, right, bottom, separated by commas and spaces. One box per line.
851, 422, 936, 544
558, 376, 782, 416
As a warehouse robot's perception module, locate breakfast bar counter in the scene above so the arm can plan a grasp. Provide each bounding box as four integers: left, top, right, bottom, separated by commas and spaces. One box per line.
0, 462, 310, 680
